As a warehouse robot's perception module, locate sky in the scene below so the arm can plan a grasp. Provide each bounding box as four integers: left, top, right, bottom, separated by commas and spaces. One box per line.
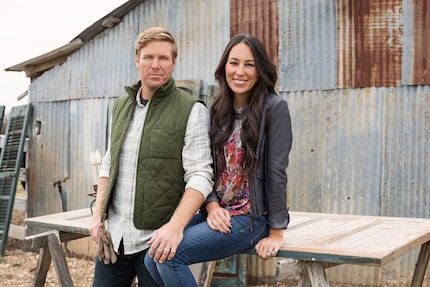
0, 0, 128, 114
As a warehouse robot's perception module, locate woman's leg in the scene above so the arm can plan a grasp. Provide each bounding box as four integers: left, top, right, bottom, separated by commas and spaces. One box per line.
145, 214, 268, 287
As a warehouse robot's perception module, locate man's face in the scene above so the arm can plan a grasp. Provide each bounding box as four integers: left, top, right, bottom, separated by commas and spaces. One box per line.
135, 40, 176, 92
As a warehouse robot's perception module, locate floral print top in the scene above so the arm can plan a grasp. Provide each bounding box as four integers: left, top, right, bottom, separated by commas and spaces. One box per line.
215, 114, 251, 215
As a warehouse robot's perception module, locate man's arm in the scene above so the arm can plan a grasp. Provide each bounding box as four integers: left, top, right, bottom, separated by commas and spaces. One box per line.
89, 176, 108, 242
147, 102, 213, 263
88, 145, 111, 243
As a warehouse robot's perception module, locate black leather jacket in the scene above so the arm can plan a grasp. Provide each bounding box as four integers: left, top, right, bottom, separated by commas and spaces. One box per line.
205, 93, 293, 230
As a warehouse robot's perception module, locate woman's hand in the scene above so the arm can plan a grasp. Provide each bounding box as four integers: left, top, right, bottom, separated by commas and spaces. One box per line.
255, 229, 284, 260
206, 202, 232, 234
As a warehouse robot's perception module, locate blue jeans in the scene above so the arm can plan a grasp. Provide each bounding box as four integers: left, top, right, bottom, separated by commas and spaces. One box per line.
144, 213, 269, 287
93, 240, 159, 287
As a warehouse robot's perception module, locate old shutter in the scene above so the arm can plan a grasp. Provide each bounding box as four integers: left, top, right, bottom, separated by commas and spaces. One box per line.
0, 106, 4, 132
0, 104, 31, 255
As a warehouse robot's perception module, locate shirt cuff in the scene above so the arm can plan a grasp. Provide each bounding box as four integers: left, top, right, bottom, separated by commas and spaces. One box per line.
185, 175, 213, 199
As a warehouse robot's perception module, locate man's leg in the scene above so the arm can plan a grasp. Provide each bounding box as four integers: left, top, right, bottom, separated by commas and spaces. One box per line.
93, 240, 158, 287
92, 256, 136, 287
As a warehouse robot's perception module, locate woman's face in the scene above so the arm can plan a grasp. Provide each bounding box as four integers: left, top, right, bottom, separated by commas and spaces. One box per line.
225, 42, 258, 107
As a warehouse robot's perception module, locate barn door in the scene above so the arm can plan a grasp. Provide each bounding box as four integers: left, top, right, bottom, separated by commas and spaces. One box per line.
0, 104, 31, 255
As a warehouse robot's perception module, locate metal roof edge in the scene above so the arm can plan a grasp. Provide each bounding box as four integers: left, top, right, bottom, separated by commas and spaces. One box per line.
4, 0, 144, 76
5, 39, 84, 74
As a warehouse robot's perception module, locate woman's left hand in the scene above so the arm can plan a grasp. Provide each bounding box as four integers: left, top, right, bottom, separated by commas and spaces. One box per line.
255, 229, 284, 260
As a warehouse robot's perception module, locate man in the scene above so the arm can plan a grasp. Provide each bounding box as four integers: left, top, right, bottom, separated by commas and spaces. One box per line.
89, 27, 213, 287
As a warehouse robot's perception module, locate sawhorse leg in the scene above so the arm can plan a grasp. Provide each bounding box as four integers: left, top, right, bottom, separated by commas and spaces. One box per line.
298, 261, 330, 287
410, 241, 430, 287
31, 232, 74, 287
33, 246, 51, 287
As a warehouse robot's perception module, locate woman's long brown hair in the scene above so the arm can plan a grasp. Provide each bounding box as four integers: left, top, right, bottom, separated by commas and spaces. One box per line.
210, 34, 277, 176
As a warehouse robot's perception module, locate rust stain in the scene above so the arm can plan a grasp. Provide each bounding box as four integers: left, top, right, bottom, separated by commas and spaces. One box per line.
413, 0, 430, 84
230, 0, 279, 67
337, 0, 403, 88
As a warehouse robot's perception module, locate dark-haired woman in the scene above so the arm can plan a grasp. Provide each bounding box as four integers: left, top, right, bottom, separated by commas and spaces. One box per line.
145, 34, 293, 287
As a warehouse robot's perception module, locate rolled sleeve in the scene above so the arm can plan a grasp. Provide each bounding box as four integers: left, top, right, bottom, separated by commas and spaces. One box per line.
183, 102, 214, 198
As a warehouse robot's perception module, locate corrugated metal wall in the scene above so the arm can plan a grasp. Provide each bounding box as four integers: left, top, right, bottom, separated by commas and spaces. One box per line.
282, 86, 430, 286
25, 0, 429, 285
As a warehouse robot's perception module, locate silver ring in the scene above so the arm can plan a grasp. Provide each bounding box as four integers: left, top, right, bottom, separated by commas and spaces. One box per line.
267, 248, 274, 255
164, 248, 171, 252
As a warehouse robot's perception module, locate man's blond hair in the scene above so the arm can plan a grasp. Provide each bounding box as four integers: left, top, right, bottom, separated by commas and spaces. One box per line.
135, 27, 178, 59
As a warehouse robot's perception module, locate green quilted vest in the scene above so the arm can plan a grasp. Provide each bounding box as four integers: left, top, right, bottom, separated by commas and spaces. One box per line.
101, 79, 197, 229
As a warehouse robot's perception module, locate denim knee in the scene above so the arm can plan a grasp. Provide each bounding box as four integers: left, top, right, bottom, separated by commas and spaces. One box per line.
144, 252, 165, 286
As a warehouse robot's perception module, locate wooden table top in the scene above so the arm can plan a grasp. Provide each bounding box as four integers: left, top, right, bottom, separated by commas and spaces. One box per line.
278, 211, 430, 266
25, 209, 430, 267
25, 208, 92, 235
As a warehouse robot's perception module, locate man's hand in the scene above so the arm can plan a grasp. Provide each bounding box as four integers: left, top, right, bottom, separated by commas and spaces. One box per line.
147, 222, 183, 263
89, 216, 104, 243
147, 188, 205, 264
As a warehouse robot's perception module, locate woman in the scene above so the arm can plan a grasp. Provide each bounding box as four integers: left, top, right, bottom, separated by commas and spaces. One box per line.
144, 34, 293, 286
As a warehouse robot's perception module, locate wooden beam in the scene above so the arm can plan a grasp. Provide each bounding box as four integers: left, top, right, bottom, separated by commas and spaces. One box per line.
24, 55, 69, 78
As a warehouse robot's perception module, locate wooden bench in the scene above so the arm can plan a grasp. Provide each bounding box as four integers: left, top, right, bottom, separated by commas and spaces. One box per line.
23, 209, 430, 286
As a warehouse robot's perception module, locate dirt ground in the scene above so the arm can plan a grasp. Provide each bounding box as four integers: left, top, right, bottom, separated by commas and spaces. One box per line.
0, 210, 95, 287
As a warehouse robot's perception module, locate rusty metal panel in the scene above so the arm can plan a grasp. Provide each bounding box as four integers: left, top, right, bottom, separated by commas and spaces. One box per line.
230, 0, 279, 68
278, 0, 338, 92
412, 0, 430, 85
337, 0, 403, 88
